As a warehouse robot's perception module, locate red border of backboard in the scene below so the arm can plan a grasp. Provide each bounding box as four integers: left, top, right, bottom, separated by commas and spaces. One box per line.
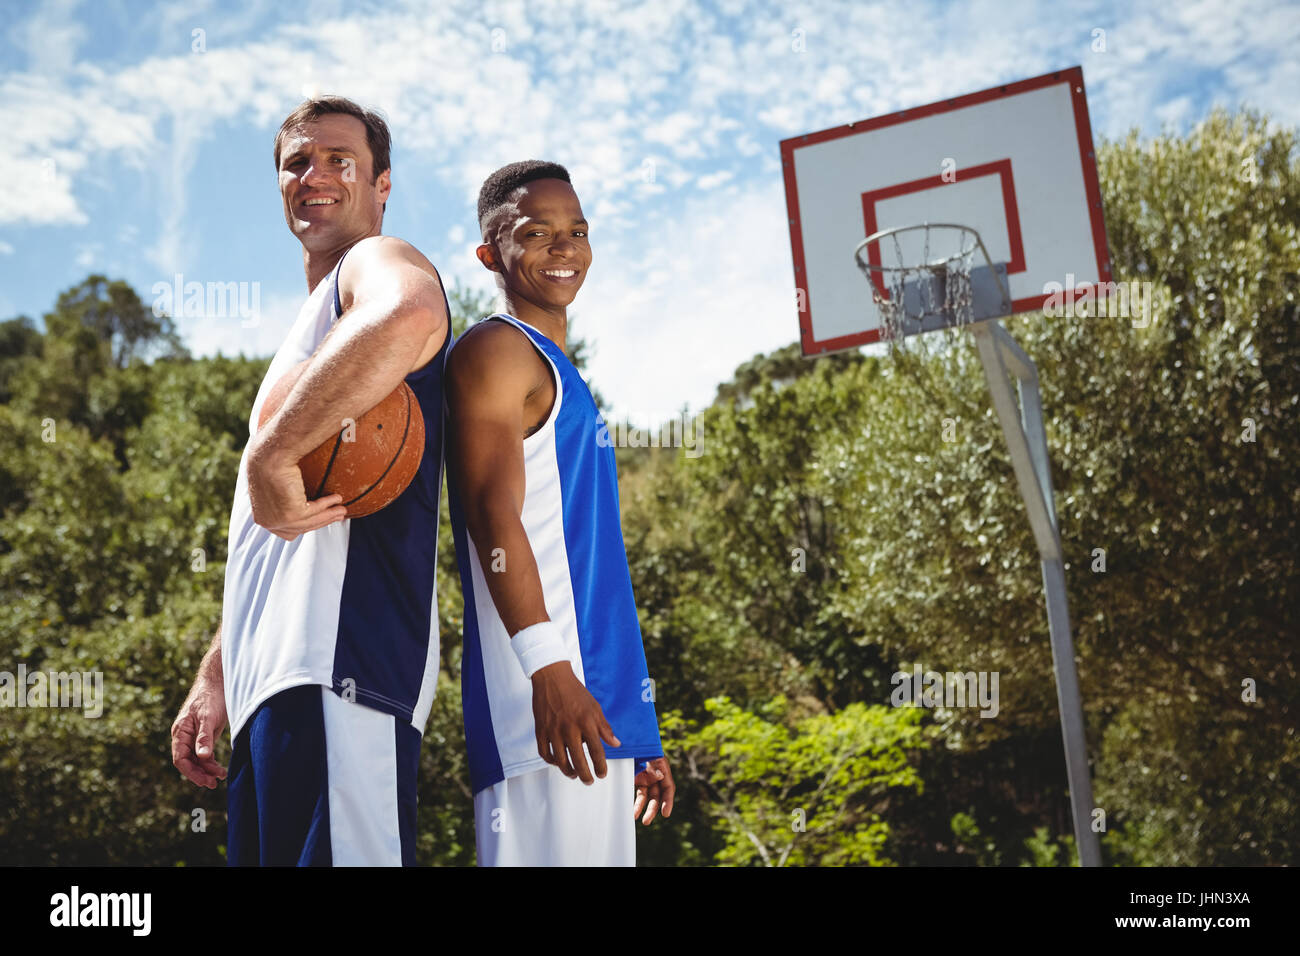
780, 66, 1111, 355
860, 158, 1027, 300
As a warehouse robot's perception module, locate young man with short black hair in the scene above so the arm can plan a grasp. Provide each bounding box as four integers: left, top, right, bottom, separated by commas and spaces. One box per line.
445, 160, 674, 866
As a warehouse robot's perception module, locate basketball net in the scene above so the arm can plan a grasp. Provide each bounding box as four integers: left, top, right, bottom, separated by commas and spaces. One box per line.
854, 224, 979, 355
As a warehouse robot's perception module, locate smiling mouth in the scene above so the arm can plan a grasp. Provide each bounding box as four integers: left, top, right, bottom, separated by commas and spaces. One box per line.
540, 268, 578, 279
301, 198, 338, 208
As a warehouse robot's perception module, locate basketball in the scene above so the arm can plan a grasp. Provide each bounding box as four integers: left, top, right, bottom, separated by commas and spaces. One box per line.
257, 359, 424, 518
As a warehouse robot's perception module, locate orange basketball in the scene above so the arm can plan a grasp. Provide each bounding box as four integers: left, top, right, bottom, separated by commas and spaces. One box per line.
257, 359, 425, 518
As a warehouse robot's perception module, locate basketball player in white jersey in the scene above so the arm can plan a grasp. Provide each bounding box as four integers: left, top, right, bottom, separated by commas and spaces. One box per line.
169, 97, 451, 865
445, 161, 675, 866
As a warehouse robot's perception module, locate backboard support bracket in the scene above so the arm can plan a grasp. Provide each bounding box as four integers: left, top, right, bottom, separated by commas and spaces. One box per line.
891, 262, 1012, 337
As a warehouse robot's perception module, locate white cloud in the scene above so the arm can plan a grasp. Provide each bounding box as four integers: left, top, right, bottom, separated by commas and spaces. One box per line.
1079, 0, 1300, 135
574, 177, 797, 420
6, 0, 87, 77
643, 112, 707, 159
696, 170, 733, 190
1154, 95, 1195, 128
0, 71, 152, 225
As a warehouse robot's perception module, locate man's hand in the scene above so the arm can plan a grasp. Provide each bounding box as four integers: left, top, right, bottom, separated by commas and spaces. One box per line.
531, 661, 621, 784
171, 668, 229, 789
633, 757, 675, 825
245, 436, 347, 541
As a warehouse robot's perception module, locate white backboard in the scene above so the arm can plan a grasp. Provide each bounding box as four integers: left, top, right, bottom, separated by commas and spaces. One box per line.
781, 67, 1110, 355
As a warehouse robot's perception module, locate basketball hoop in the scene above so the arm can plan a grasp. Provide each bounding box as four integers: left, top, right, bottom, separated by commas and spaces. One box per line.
788, 68, 1108, 867
853, 223, 1005, 350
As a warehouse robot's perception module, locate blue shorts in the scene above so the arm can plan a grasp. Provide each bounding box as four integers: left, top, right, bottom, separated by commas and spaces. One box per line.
226, 684, 421, 866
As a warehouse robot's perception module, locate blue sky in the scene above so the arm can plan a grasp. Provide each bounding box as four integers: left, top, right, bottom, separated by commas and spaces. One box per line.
1, 0, 1297, 420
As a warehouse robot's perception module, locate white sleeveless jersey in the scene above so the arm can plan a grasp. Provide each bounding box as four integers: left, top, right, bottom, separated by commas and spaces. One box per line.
222, 250, 450, 740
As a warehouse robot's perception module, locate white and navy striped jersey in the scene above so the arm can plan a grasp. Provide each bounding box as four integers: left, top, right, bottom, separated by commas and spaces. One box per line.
222, 248, 449, 740
447, 313, 664, 794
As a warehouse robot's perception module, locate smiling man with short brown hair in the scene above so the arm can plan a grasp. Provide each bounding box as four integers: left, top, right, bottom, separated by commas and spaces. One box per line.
170, 96, 451, 866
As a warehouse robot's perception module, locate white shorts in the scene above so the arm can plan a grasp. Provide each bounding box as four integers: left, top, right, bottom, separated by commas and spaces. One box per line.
473, 758, 636, 866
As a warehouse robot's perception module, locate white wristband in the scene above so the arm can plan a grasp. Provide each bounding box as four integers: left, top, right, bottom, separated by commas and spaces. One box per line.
510, 621, 569, 679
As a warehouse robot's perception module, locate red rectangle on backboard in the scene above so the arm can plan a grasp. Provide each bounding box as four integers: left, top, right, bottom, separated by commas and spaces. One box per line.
859, 158, 1027, 300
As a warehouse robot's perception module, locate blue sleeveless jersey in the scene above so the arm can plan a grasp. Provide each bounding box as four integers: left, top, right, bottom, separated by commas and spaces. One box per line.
329, 262, 450, 724
446, 314, 663, 794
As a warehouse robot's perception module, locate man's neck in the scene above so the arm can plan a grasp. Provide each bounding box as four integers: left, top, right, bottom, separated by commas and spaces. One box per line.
302, 228, 381, 292
506, 296, 568, 352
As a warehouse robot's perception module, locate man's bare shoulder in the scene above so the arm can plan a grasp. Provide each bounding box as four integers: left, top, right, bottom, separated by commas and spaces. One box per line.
450, 319, 539, 370
447, 320, 545, 401
343, 235, 442, 280
336, 236, 447, 325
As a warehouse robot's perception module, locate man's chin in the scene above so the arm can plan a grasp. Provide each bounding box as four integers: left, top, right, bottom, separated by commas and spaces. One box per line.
291, 221, 342, 247
543, 287, 584, 310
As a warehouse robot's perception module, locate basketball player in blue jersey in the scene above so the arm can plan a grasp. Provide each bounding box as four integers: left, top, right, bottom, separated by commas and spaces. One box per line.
169, 97, 451, 865
445, 161, 675, 866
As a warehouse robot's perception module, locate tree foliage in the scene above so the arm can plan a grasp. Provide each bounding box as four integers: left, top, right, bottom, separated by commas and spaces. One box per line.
666, 696, 930, 866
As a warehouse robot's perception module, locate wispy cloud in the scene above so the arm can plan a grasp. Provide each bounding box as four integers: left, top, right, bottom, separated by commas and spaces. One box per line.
6, 0, 88, 77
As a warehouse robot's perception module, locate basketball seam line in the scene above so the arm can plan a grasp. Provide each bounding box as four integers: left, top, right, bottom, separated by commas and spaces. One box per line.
314, 432, 346, 499
344, 386, 414, 508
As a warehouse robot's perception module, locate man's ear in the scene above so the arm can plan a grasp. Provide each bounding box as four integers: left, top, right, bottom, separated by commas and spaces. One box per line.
476, 242, 502, 274
375, 168, 392, 205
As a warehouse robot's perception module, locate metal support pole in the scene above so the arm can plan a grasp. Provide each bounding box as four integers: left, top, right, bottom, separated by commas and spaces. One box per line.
970, 320, 1102, 867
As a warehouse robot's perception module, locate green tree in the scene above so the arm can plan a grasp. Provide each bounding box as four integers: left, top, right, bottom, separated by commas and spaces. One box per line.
0, 316, 42, 403
666, 696, 930, 866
